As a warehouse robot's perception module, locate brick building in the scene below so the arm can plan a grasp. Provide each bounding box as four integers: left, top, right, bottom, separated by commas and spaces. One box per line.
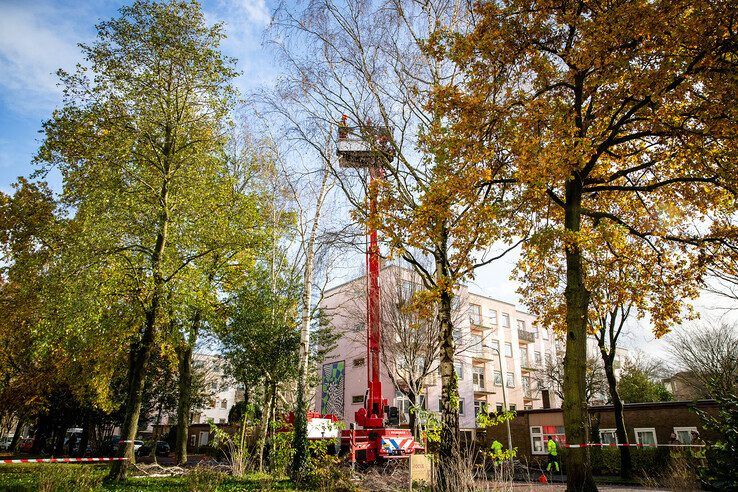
483, 400, 718, 460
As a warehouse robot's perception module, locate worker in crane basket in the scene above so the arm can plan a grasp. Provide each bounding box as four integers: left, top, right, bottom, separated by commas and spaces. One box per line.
546, 436, 559, 473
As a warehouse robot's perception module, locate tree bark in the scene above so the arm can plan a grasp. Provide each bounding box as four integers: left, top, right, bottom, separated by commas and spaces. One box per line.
77, 412, 90, 458
174, 338, 194, 465
603, 354, 632, 479
436, 251, 463, 491
8, 415, 25, 454
562, 179, 597, 491
408, 391, 418, 439
257, 380, 274, 472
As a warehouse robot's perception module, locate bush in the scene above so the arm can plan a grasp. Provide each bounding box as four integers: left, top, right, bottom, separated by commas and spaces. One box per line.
186, 466, 226, 492
37, 464, 103, 492
693, 392, 738, 491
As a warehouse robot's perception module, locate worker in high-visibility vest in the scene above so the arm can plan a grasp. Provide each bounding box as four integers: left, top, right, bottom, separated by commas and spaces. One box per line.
546, 436, 559, 473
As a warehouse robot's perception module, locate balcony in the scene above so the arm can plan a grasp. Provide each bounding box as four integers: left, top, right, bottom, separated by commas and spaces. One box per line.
469, 347, 493, 362
469, 315, 494, 330
518, 329, 536, 343
473, 383, 495, 395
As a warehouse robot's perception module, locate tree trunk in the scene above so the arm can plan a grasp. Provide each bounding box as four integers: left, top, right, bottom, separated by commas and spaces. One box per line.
436, 256, 463, 491
292, 161, 330, 479
108, 313, 158, 480
603, 354, 632, 479
109, 174, 169, 481
408, 391, 418, 439
78, 412, 90, 458
562, 179, 597, 491
8, 415, 25, 453
257, 380, 274, 472
175, 342, 193, 465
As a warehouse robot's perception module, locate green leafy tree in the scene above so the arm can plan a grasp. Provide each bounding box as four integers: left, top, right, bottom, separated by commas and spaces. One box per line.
217, 261, 300, 472
35, 0, 240, 479
617, 360, 672, 403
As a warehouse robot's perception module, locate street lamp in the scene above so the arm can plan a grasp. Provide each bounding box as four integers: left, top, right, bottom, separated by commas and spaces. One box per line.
487, 345, 513, 451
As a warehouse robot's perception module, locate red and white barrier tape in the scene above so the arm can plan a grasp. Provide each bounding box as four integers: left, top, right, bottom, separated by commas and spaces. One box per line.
562, 443, 704, 448
1, 457, 128, 464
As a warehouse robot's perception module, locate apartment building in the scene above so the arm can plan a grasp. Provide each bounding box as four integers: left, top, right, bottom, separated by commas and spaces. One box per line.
144, 354, 241, 435
315, 266, 561, 431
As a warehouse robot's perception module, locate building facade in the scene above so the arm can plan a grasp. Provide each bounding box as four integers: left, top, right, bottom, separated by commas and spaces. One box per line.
315, 266, 563, 430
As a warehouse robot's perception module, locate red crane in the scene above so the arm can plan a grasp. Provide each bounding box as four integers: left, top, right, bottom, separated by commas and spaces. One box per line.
336, 116, 418, 463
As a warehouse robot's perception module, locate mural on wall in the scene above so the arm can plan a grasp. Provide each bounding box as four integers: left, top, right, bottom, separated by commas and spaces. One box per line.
321, 360, 345, 417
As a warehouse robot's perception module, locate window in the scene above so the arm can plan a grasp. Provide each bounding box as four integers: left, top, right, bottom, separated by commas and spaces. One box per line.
490, 339, 500, 353
474, 400, 487, 418
517, 319, 526, 330
535, 351, 542, 365
522, 375, 531, 393
509, 404, 516, 412
352, 395, 364, 404
221, 399, 227, 409
542, 327, 549, 340
496, 403, 503, 414
502, 313, 510, 328
506, 372, 515, 388
353, 357, 365, 367
469, 304, 482, 325
211, 382, 218, 391
634, 428, 658, 446
219, 418, 226, 424
504, 342, 513, 358
454, 362, 464, 380
674, 426, 698, 444
472, 366, 485, 389
520, 346, 529, 367
600, 429, 618, 444
353, 322, 365, 332
493, 371, 502, 386
489, 309, 498, 325
532, 326, 539, 338
530, 426, 567, 455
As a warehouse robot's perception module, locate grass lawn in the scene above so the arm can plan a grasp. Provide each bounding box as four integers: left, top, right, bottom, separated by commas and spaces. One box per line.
0, 464, 301, 491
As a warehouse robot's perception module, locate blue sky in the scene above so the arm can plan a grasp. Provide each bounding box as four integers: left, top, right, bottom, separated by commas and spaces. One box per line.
0, 0, 276, 192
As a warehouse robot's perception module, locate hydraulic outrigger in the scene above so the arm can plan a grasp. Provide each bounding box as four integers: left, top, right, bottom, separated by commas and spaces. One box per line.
336, 116, 418, 463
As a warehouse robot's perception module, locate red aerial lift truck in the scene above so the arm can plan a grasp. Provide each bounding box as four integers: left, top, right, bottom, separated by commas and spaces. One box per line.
336, 116, 419, 463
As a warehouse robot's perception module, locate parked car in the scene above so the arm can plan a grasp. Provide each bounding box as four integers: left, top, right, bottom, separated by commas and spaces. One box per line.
136, 440, 170, 457
18, 438, 33, 454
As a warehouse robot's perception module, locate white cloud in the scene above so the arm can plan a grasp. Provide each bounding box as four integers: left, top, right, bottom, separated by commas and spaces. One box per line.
0, 3, 83, 114
230, 0, 272, 26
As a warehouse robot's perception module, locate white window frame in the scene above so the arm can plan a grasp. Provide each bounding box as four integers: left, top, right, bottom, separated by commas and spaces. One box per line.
530, 426, 545, 455
599, 428, 618, 444
489, 309, 498, 325
502, 313, 510, 328
674, 426, 698, 444
472, 366, 485, 389
634, 427, 658, 445
506, 371, 515, 388
504, 342, 513, 358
